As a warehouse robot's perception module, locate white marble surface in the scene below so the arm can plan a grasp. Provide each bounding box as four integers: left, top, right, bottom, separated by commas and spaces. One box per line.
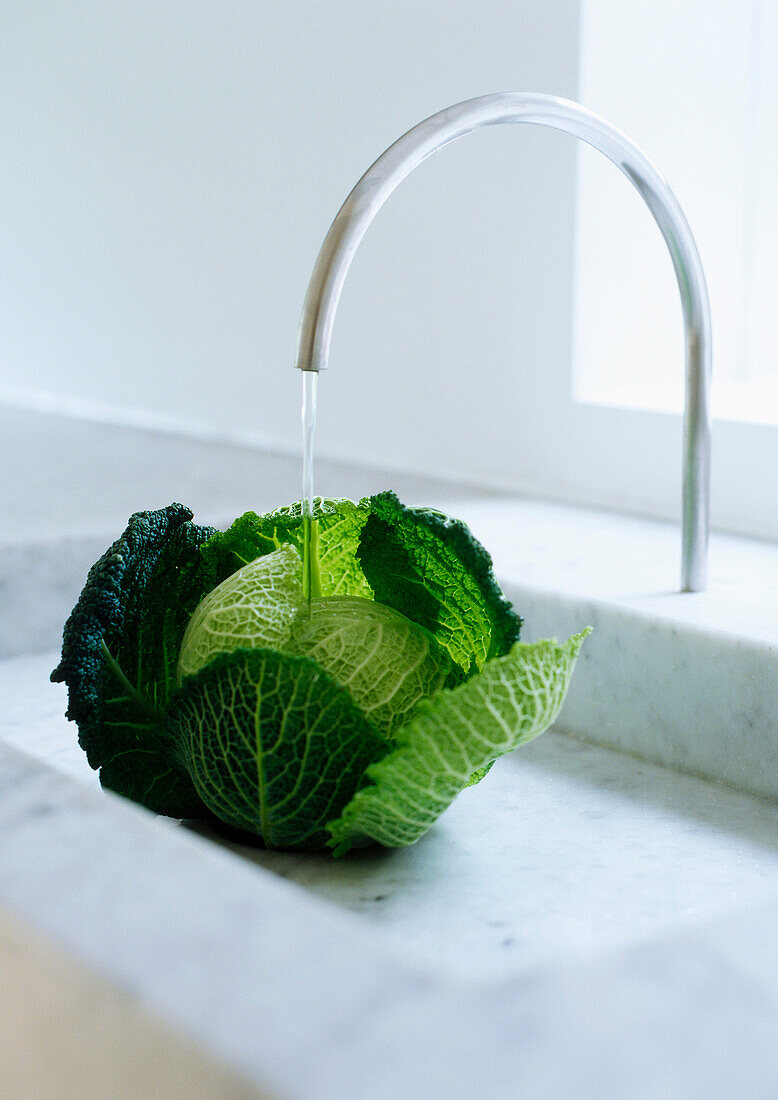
0, 404, 480, 546
4, 649, 778, 987
0, 651, 97, 787
3, 682, 778, 1097
207, 732, 778, 982
0, 740, 439, 1100
453, 494, 778, 645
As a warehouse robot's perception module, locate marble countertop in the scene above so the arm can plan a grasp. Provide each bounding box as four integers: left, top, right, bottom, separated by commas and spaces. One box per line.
3, 650, 778, 1097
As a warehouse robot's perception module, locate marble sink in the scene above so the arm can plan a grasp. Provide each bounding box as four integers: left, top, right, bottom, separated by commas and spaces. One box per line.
2, 650, 778, 1098
3, 415, 778, 1097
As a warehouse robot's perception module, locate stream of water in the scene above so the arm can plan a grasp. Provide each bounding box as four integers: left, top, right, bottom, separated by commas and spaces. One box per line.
301, 370, 318, 604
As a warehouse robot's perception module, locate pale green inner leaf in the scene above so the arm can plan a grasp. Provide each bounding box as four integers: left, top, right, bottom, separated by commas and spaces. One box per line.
177, 545, 303, 681
287, 596, 453, 739
327, 629, 590, 855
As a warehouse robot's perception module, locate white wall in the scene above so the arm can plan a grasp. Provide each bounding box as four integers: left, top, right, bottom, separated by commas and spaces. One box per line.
1, 2, 580, 492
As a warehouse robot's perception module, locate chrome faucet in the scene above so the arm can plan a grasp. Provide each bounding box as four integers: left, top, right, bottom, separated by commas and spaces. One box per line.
295, 92, 711, 592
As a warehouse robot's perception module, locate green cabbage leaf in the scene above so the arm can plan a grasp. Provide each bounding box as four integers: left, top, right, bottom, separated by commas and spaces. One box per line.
53, 494, 588, 854
50, 504, 215, 817
165, 647, 388, 850
328, 630, 589, 855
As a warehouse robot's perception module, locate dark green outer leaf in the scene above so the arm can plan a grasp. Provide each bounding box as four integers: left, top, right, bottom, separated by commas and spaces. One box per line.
357, 491, 522, 675
164, 647, 389, 850
51, 504, 215, 816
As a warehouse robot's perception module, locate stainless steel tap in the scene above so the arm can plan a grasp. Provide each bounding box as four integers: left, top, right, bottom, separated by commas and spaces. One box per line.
295, 92, 711, 592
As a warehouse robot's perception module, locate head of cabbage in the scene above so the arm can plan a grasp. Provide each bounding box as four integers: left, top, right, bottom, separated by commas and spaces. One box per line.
52, 492, 588, 854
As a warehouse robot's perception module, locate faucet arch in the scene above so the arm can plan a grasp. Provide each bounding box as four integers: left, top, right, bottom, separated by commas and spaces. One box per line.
295, 93, 711, 592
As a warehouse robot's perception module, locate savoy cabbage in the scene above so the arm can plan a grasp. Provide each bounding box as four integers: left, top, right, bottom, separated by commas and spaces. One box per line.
52, 492, 588, 855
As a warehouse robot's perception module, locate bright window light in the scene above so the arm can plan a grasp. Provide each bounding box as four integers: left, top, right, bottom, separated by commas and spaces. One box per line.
575, 0, 778, 425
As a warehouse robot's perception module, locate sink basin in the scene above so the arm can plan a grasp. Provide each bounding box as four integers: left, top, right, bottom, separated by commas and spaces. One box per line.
3, 643, 778, 1097
193, 724, 778, 984
4, 648, 778, 988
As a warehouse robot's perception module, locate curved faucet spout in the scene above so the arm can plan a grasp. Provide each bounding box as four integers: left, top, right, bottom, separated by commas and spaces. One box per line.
295, 92, 712, 593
